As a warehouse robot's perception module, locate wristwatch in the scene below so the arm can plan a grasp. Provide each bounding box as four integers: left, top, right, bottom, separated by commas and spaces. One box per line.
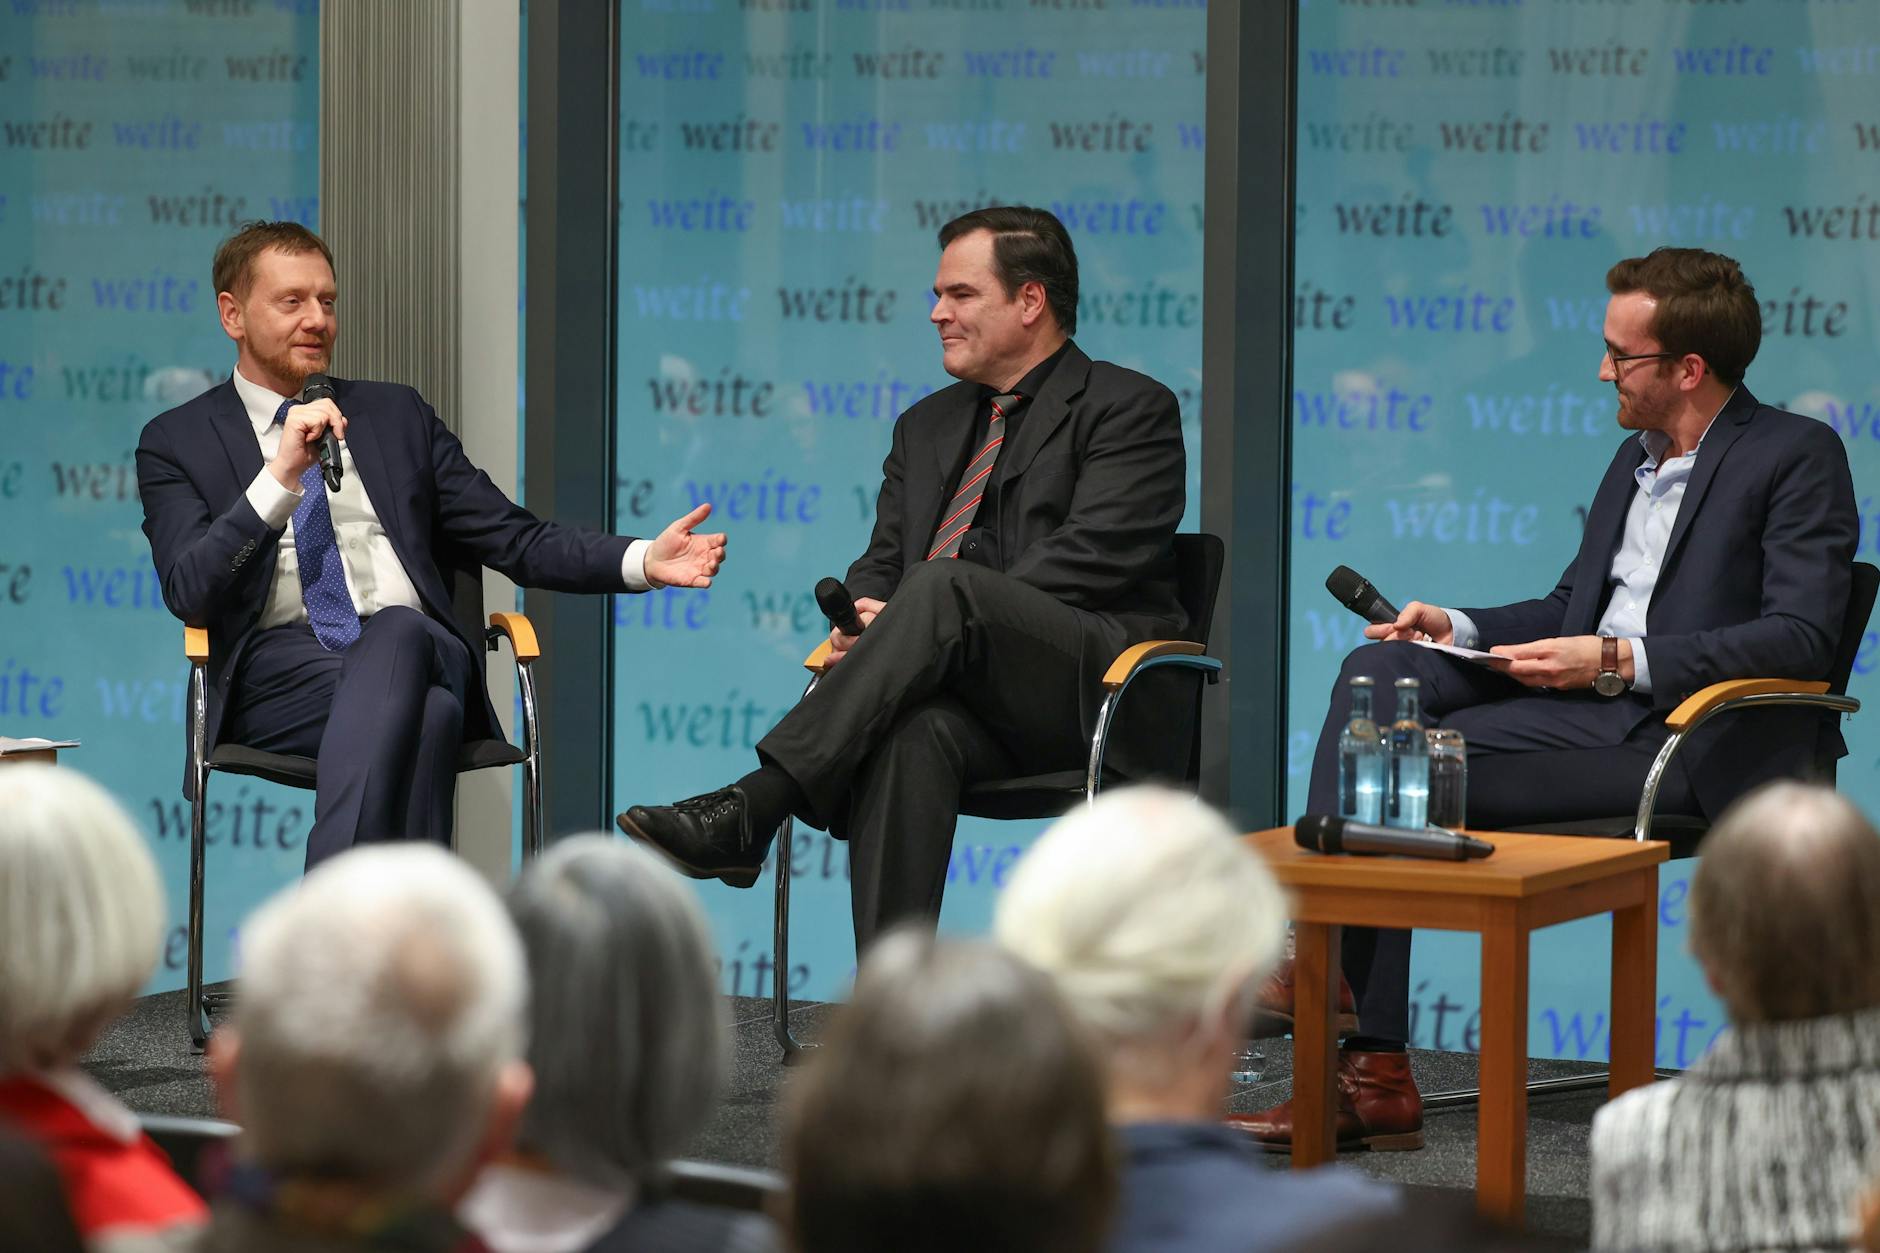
1594, 634, 1628, 697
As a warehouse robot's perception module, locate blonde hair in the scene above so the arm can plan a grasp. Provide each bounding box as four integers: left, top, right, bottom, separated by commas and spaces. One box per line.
994, 786, 1287, 1061
0, 766, 165, 1072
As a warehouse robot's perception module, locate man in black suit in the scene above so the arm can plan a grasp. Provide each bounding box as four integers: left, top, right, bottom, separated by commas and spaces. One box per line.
1240, 248, 1859, 1151
137, 221, 726, 867
621, 206, 1189, 947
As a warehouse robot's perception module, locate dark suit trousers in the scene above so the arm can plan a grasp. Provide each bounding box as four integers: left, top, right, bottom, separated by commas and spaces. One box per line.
1306, 641, 1690, 1044
224, 606, 474, 868
757, 559, 1097, 950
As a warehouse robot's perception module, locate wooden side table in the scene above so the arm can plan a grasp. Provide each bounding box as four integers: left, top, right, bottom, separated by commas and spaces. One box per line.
1247, 827, 1669, 1223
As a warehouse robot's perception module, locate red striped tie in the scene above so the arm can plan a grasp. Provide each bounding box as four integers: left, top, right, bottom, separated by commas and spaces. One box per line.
928, 391, 1023, 561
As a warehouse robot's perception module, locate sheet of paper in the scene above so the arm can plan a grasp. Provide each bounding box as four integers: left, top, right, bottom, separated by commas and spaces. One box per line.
0, 737, 80, 754
1412, 639, 1513, 670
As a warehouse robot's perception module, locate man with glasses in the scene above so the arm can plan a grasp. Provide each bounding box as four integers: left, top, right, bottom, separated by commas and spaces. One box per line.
1241, 247, 1858, 1152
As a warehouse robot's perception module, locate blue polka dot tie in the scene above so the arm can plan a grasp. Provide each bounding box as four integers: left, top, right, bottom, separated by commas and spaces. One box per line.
274, 398, 361, 651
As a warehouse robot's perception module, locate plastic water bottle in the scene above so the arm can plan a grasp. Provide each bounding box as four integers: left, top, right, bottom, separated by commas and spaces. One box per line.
1386, 677, 1429, 830
1337, 676, 1386, 824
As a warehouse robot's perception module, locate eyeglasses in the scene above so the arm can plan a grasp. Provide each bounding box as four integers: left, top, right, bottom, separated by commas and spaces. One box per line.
1604, 347, 1676, 373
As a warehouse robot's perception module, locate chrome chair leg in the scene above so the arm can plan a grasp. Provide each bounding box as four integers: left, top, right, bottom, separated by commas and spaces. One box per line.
772, 815, 814, 1061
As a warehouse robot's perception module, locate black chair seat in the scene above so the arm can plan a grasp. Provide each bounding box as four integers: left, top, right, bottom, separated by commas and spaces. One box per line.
210, 738, 523, 787
962, 772, 1091, 821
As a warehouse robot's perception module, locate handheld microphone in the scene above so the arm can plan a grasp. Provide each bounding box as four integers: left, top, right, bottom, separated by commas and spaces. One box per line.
1326, 565, 1400, 626
815, 577, 866, 637
299, 373, 342, 492
1294, 813, 1494, 861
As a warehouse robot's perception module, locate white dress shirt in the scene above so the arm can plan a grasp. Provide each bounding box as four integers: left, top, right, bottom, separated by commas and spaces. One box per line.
232, 368, 654, 630
1448, 391, 1732, 695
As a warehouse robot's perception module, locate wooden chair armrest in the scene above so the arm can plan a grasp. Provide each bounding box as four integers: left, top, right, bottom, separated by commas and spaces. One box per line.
184, 626, 209, 662
802, 640, 835, 673
488, 612, 541, 661
1102, 640, 1207, 689
1665, 678, 1830, 731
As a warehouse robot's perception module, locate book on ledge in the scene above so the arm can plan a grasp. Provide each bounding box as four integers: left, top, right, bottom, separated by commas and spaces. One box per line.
0, 737, 80, 755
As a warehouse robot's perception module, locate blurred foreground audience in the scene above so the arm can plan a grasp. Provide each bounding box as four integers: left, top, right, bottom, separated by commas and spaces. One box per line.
461, 835, 780, 1253
0, 765, 207, 1252
1591, 783, 1880, 1252
783, 931, 1114, 1253
0, 1128, 90, 1253
996, 786, 1402, 1252
200, 843, 531, 1253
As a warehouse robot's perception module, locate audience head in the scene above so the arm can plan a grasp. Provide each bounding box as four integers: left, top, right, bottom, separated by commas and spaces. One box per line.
1691, 782, 1880, 1024
215, 844, 530, 1201
783, 930, 1114, 1253
0, 765, 165, 1074
995, 786, 1288, 1112
505, 834, 728, 1189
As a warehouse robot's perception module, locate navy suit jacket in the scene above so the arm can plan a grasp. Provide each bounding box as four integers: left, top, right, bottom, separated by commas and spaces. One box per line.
1110, 1122, 1401, 1253
136, 376, 631, 789
1458, 385, 1858, 816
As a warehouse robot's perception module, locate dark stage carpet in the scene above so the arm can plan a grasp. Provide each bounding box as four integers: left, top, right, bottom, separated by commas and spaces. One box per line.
89, 988, 1605, 1244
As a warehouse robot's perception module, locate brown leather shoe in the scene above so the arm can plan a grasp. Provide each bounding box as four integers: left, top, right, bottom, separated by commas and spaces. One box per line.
1225, 1048, 1424, 1152
1249, 955, 1360, 1038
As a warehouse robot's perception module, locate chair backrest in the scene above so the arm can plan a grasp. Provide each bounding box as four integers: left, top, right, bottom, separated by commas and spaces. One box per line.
1173, 533, 1225, 648
140, 1114, 239, 1188
1172, 533, 1225, 785
663, 1159, 786, 1213
1815, 560, 1879, 778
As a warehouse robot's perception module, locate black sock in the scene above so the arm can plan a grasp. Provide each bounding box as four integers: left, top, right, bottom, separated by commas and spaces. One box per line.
1343, 1035, 1406, 1054
733, 765, 806, 835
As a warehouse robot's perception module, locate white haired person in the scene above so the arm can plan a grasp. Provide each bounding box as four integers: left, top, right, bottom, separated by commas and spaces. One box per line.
995, 786, 1401, 1253
0, 765, 208, 1252
460, 836, 779, 1253
199, 844, 531, 1253
1592, 783, 1880, 1253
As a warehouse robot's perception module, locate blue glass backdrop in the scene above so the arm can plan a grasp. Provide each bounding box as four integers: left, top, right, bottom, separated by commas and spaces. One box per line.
1290, 0, 1880, 1063
610, 0, 1206, 1004
0, 0, 320, 992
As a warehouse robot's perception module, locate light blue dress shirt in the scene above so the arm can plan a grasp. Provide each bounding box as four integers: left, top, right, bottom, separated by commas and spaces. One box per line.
1448, 393, 1732, 695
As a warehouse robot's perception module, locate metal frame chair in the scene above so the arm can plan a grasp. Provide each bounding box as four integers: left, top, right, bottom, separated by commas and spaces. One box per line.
771, 533, 1227, 1059
1422, 560, 1878, 1110
179, 568, 545, 1049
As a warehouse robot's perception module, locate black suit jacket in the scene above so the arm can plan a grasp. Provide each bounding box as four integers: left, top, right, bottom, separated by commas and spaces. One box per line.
1459, 386, 1858, 816
844, 340, 1189, 769
136, 376, 631, 788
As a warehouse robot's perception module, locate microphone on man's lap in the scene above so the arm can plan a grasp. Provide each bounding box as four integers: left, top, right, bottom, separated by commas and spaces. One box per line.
1295, 813, 1494, 861
815, 577, 866, 637
299, 372, 343, 493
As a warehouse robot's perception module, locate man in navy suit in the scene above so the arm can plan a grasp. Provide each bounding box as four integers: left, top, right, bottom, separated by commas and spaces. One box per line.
1240, 248, 1859, 1151
137, 222, 726, 866
619, 207, 1190, 949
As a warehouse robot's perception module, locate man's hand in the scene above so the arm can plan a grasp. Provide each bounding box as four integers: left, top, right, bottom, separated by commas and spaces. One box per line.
826, 596, 885, 666
1491, 636, 1631, 689
1364, 600, 1454, 644
645, 502, 728, 588
269, 398, 347, 489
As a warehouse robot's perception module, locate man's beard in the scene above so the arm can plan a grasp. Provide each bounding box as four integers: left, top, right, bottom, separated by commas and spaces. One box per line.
254, 339, 331, 391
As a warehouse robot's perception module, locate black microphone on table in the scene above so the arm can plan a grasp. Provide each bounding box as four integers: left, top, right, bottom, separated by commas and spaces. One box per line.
298, 372, 343, 492
1295, 813, 1494, 861
815, 577, 866, 637
1326, 564, 1400, 627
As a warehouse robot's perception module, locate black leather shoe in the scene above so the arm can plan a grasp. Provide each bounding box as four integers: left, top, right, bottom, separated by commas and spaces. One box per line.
616, 787, 767, 888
